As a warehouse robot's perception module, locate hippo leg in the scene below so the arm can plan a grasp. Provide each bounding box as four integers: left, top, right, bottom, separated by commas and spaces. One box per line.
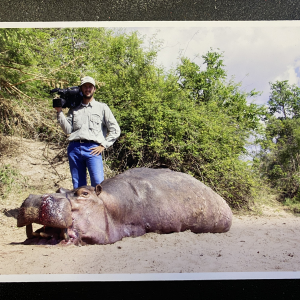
26, 224, 34, 239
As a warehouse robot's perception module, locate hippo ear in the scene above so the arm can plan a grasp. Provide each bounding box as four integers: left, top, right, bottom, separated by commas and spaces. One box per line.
95, 184, 102, 196
56, 187, 72, 194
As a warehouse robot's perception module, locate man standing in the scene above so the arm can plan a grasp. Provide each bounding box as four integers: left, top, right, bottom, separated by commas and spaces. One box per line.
55, 76, 121, 188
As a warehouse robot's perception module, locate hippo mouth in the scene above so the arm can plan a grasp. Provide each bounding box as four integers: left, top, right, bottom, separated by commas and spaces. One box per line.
23, 224, 81, 246
17, 193, 81, 246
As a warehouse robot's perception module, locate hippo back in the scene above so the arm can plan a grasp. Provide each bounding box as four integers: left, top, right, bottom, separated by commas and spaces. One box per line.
99, 168, 232, 234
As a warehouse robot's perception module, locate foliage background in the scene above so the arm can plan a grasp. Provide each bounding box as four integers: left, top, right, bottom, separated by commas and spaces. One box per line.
254, 80, 300, 211
0, 28, 282, 209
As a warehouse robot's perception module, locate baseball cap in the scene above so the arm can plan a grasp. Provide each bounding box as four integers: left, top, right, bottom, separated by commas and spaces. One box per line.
80, 76, 96, 87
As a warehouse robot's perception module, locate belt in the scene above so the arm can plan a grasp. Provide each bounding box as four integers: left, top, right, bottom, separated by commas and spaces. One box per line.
70, 139, 98, 144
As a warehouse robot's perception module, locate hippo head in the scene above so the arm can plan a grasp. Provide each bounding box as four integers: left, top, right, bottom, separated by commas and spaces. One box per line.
17, 185, 104, 246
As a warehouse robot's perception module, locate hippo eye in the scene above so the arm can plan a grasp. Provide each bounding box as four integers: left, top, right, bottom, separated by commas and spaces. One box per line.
82, 192, 89, 196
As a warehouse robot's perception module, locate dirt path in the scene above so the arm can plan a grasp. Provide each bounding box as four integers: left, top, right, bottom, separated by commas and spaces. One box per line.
1, 138, 300, 276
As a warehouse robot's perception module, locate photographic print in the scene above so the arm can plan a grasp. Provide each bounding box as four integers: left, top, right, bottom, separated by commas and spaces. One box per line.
1, 22, 300, 281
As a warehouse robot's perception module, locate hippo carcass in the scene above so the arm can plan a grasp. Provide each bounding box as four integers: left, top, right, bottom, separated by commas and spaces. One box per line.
17, 168, 232, 245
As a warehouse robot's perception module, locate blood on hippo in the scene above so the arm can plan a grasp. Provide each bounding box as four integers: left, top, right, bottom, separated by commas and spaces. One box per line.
17, 168, 233, 246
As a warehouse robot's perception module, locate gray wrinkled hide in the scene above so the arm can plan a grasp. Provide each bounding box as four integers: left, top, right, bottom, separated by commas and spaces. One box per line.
17, 168, 233, 245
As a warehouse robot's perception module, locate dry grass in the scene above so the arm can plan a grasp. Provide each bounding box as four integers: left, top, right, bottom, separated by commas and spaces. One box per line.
0, 93, 65, 144
236, 183, 290, 216
0, 134, 22, 157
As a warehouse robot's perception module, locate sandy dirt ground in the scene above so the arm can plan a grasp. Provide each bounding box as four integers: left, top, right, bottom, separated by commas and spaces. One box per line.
0, 138, 300, 276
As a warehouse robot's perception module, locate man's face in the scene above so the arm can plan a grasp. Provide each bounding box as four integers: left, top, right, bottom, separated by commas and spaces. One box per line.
81, 83, 96, 100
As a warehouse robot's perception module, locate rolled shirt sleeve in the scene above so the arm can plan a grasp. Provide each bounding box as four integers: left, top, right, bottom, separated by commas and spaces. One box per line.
57, 110, 73, 135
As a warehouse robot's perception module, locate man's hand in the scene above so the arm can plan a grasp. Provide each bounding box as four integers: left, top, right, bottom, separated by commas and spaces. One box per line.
55, 107, 62, 113
89, 145, 105, 156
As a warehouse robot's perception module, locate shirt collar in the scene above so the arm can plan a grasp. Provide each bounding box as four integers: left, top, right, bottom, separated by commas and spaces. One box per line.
81, 98, 95, 107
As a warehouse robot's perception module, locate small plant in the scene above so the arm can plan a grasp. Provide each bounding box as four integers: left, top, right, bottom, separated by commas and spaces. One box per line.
0, 164, 27, 199
283, 197, 300, 214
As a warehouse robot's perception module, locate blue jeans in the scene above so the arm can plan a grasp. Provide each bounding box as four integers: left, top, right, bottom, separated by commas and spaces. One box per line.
67, 142, 104, 189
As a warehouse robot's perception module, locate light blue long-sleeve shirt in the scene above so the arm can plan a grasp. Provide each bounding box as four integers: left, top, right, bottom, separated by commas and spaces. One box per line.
57, 98, 121, 149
